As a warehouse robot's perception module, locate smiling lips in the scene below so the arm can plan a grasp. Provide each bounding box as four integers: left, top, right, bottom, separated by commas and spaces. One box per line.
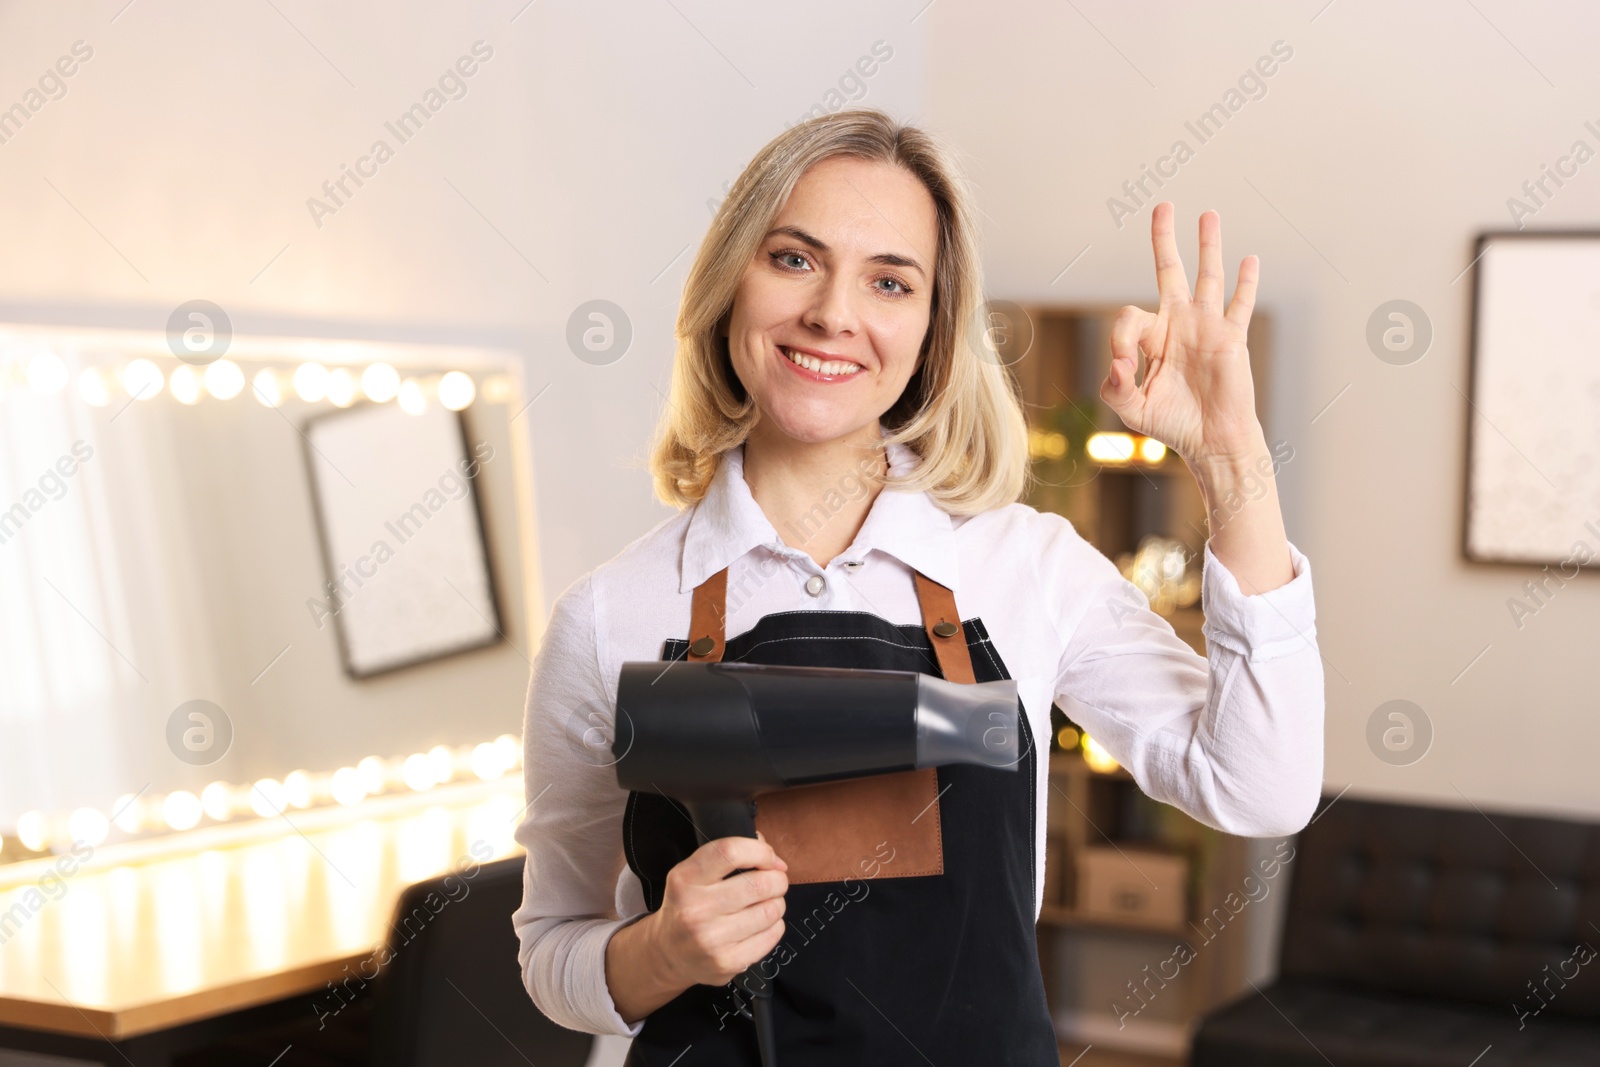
779, 344, 863, 380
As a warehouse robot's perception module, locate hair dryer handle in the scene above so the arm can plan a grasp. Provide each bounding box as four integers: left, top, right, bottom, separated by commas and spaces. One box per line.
683, 797, 759, 847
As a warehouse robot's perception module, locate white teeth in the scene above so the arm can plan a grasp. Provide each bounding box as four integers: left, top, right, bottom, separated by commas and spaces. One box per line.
782, 347, 861, 376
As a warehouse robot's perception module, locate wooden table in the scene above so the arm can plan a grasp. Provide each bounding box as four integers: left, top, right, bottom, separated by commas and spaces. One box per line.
0, 778, 525, 1061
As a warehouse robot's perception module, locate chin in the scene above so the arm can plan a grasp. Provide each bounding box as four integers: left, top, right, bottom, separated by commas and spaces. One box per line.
760, 406, 874, 446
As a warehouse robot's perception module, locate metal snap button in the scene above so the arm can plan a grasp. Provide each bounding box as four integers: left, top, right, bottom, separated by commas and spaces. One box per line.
690, 636, 715, 656
933, 620, 959, 638
804, 574, 826, 597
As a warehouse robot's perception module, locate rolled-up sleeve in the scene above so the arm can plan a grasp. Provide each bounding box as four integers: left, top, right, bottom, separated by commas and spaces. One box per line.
1042, 514, 1325, 838
512, 573, 647, 1038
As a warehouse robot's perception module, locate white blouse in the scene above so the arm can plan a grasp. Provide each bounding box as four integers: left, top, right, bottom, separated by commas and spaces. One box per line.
513, 436, 1325, 1038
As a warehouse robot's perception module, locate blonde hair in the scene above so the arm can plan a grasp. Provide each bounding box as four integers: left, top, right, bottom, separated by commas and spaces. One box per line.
648, 108, 1030, 515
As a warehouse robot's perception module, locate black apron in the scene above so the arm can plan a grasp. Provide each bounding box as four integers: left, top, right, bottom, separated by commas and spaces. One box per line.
620, 564, 1058, 1065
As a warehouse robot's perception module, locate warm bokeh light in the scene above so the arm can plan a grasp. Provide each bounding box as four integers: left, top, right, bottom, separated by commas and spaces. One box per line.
162, 791, 203, 831
16, 810, 50, 852
397, 378, 426, 415
1086, 432, 1136, 463
1028, 428, 1068, 460
438, 370, 476, 411
204, 359, 245, 400
67, 807, 109, 847
169, 364, 202, 405
426, 745, 455, 786
361, 362, 400, 403
201, 781, 233, 822
401, 753, 435, 792
110, 793, 144, 834
284, 770, 315, 809
293, 362, 329, 403
249, 778, 288, 818
331, 766, 366, 807
482, 374, 512, 403
356, 755, 387, 796
326, 368, 357, 407
77, 366, 111, 407
1139, 437, 1167, 463
1082, 734, 1121, 773
123, 358, 164, 401
252, 368, 283, 407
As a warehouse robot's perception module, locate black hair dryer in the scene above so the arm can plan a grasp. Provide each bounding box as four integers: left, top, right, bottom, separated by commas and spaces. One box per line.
611, 660, 1021, 1066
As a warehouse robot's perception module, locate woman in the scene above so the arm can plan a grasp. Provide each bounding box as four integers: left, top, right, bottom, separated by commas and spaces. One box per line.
514, 108, 1323, 1063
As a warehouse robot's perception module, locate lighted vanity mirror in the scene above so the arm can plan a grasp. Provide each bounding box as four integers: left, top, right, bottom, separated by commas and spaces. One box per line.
0, 325, 543, 856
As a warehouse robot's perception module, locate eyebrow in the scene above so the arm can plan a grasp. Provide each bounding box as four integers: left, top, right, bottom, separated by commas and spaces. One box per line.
765, 225, 927, 278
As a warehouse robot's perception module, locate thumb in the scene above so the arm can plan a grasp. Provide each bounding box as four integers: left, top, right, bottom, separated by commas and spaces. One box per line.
1100, 353, 1138, 412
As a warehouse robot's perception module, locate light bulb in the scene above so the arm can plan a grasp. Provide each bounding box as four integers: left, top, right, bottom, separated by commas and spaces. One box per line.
293, 362, 329, 403
493, 734, 520, 773
438, 371, 476, 411
77, 366, 111, 407
357, 755, 387, 795
284, 770, 314, 809
1082, 735, 1120, 774
163, 791, 203, 831
471, 742, 500, 781
397, 378, 426, 415
252, 368, 283, 408
205, 359, 245, 400
123, 359, 164, 401
250, 778, 287, 818
331, 767, 366, 806
362, 362, 400, 403
426, 744, 455, 786
110, 793, 144, 834
16, 810, 50, 852
1087, 432, 1135, 463
170, 364, 202, 405
201, 781, 233, 822
401, 753, 435, 792
327, 368, 356, 407
68, 807, 109, 847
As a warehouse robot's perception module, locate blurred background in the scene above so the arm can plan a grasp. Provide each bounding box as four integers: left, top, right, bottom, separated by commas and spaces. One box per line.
1, 2, 1598, 1065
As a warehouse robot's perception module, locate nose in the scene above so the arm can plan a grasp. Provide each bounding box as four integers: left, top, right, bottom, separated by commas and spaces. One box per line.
800, 271, 861, 338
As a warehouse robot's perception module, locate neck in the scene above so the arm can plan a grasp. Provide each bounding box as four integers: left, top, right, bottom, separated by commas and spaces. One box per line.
742, 421, 889, 568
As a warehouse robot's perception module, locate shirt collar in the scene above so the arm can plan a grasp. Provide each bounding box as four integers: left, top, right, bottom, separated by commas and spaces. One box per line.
679, 428, 960, 596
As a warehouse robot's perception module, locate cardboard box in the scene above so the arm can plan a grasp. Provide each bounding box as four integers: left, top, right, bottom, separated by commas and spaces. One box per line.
1074, 845, 1187, 928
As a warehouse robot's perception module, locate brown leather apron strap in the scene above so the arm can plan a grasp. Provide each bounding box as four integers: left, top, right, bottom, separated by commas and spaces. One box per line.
685, 566, 728, 661
913, 568, 976, 684
679, 560, 977, 884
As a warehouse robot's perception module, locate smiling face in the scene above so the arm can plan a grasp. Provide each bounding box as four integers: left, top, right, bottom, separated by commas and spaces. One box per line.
722, 155, 939, 450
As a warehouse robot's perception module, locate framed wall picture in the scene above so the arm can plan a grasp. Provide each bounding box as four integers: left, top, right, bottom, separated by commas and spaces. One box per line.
1464, 231, 1600, 567
303, 400, 502, 677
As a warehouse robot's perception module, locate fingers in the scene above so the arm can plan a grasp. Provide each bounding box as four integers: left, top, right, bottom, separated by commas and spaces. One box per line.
1103, 304, 1151, 411
1194, 210, 1224, 310
1226, 254, 1259, 329
690, 834, 788, 881
1150, 201, 1190, 307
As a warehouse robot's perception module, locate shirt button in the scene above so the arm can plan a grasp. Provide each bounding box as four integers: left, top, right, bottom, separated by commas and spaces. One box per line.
804, 574, 826, 597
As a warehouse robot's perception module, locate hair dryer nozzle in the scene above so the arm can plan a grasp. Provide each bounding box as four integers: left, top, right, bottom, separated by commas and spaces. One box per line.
914, 675, 1022, 770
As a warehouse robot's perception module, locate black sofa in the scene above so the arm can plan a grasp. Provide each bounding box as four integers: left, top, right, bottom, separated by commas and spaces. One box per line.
1191, 792, 1600, 1066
